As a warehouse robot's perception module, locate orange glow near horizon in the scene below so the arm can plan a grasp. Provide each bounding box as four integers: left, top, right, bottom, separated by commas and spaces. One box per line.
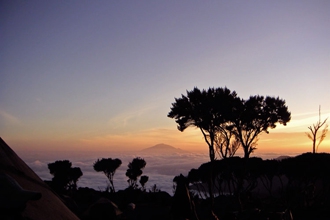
7, 128, 330, 158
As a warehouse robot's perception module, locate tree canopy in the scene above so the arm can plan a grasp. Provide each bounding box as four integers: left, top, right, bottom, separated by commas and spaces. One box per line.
234, 95, 291, 158
93, 158, 122, 193
168, 87, 291, 160
126, 157, 147, 189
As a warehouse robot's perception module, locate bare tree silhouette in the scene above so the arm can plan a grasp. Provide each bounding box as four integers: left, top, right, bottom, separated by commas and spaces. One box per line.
306, 106, 328, 154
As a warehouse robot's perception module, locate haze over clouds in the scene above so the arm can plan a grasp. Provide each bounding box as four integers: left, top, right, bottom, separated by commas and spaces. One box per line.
1, 1, 329, 154
18, 146, 293, 195
18, 149, 211, 194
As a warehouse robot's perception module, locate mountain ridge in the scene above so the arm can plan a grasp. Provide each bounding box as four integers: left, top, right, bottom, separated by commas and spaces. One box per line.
140, 143, 187, 154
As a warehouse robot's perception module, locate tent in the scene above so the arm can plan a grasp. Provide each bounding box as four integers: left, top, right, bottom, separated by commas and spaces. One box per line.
0, 137, 79, 220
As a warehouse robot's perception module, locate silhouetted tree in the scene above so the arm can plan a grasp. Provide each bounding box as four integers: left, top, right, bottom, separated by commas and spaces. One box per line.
93, 158, 122, 193
168, 87, 240, 162
48, 160, 83, 192
68, 167, 83, 190
233, 96, 291, 159
139, 175, 149, 191
126, 157, 146, 189
306, 106, 328, 154
168, 87, 290, 160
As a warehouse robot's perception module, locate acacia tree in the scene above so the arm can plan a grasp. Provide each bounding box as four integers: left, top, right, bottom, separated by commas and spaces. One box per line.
93, 158, 122, 193
168, 87, 291, 160
306, 106, 328, 154
233, 95, 291, 159
168, 87, 240, 162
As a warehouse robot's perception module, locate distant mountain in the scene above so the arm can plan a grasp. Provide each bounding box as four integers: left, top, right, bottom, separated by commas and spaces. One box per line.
140, 143, 187, 154
274, 155, 291, 161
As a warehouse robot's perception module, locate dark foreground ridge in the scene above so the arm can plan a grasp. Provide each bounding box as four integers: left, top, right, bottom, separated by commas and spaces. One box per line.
2, 137, 330, 219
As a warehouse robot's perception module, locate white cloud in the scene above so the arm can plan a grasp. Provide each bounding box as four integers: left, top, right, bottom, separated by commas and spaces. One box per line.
108, 103, 158, 129
0, 109, 20, 125
273, 111, 330, 133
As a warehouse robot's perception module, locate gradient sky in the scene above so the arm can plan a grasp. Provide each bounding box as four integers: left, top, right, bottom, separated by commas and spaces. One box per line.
1, 1, 329, 155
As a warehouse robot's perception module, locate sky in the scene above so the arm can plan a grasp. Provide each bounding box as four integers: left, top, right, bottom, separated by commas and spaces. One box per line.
1, 1, 330, 156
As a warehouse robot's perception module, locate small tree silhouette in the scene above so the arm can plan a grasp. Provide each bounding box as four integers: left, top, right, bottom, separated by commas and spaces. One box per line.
306, 106, 328, 154
48, 160, 83, 192
69, 167, 83, 190
126, 157, 146, 189
93, 158, 122, 193
139, 175, 149, 191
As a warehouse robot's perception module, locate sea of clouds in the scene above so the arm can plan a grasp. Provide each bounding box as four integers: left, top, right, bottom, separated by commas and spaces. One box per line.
19, 150, 293, 195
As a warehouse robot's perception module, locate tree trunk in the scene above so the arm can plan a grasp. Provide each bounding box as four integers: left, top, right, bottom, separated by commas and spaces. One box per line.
209, 145, 215, 162
312, 134, 316, 154
243, 146, 250, 159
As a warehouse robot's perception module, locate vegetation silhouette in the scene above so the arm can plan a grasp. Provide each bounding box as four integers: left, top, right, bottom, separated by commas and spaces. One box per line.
48, 160, 83, 192
126, 157, 147, 189
42, 151, 330, 219
185, 153, 330, 219
139, 175, 149, 191
306, 106, 328, 154
93, 158, 122, 193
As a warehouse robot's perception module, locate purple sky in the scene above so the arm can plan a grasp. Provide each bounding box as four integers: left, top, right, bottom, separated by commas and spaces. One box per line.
1, 1, 329, 153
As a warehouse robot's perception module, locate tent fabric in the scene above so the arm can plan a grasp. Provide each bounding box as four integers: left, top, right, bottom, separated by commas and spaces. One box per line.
0, 137, 79, 220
